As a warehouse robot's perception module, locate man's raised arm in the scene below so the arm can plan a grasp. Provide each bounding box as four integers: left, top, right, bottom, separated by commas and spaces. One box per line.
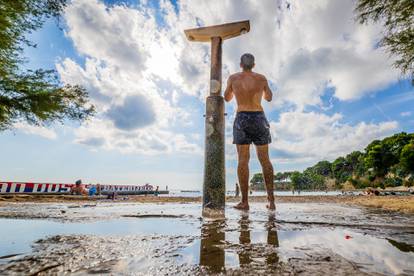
224, 76, 234, 102
263, 77, 273, 102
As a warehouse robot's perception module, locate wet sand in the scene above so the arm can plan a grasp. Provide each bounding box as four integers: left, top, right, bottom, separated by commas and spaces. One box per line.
345, 196, 414, 213
1, 194, 413, 213
0, 201, 413, 275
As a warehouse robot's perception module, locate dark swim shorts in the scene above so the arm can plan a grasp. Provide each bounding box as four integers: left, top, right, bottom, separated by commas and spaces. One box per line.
233, 111, 272, 145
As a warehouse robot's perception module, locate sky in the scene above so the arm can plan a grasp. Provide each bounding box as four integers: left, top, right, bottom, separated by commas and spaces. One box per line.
1, 0, 413, 190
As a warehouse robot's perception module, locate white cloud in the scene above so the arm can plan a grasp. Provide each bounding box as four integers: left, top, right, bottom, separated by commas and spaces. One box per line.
64, 1, 150, 72
269, 111, 398, 164
401, 111, 412, 117
57, 0, 203, 155
57, 0, 402, 157
14, 123, 57, 140
176, 0, 399, 109
73, 117, 202, 155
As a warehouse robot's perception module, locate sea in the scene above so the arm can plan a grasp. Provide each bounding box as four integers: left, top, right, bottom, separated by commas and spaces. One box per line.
161, 190, 350, 197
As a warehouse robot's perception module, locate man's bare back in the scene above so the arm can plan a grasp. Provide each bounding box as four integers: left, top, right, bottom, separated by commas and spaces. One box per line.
223, 53, 275, 211
224, 71, 272, 112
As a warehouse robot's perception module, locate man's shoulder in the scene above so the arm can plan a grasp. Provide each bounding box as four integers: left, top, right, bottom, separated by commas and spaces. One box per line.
228, 73, 241, 84
229, 72, 266, 78
253, 72, 267, 81
229, 72, 241, 79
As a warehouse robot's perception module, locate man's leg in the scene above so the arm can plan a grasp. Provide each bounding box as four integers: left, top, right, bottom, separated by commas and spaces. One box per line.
255, 144, 275, 210
235, 144, 250, 210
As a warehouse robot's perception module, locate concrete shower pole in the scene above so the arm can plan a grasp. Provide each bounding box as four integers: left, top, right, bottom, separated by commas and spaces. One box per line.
184, 21, 250, 217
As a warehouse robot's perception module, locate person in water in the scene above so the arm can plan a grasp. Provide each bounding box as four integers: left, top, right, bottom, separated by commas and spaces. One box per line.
224, 53, 275, 211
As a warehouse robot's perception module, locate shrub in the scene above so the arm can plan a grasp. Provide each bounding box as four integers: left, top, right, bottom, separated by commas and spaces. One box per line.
384, 177, 403, 187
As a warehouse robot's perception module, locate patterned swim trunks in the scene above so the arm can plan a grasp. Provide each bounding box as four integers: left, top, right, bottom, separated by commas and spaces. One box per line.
233, 111, 272, 145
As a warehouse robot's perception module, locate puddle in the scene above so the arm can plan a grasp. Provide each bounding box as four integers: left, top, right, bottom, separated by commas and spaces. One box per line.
0, 202, 413, 275
0, 217, 199, 259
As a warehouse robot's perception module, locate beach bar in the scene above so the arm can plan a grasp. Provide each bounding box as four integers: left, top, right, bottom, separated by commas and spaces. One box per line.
0, 182, 167, 195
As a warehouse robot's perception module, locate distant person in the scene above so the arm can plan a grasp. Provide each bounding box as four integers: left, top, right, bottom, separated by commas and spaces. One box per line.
107, 191, 117, 200
224, 53, 275, 210
235, 183, 240, 197
88, 185, 97, 196
71, 179, 87, 195
154, 186, 159, 196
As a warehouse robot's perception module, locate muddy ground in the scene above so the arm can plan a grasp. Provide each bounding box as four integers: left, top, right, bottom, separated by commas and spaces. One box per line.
0, 200, 413, 275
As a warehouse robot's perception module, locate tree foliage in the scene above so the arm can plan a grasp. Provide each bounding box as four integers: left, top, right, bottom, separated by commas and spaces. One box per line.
0, 0, 94, 131
355, 0, 414, 83
364, 143, 387, 177
400, 142, 414, 172
307, 160, 332, 177
345, 151, 365, 176
331, 157, 352, 183
250, 173, 264, 186
364, 133, 414, 178
250, 132, 414, 191
290, 171, 303, 190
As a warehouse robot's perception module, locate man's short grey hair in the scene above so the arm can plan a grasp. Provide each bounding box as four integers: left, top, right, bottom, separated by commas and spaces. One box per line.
240, 53, 255, 70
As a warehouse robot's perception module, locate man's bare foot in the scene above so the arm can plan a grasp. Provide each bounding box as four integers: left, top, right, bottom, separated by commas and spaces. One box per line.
266, 202, 276, 210
234, 202, 249, 210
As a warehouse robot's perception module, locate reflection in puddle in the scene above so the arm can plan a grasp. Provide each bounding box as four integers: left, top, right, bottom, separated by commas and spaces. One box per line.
387, 239, 414, 253
238, 213, 252, 266
199, 219, 225, 273
265, 213, 279, 265
179, 210, 414, 275
190, 212, 282, 274
277, 229, 414, 275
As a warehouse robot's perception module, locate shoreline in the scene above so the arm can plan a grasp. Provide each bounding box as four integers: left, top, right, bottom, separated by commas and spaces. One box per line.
1, 194, 413, 214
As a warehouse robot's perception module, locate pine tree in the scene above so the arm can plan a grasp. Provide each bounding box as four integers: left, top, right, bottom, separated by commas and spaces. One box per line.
355, 0, 414, 84
0, 0, 94, 131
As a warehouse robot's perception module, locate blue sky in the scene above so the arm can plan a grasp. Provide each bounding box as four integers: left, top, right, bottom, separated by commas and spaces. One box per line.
1, 0, 413, 190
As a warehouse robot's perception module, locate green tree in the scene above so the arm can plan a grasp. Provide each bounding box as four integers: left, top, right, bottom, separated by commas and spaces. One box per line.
355, 0, 414, 83
250, 173, 264, 190
332, 157, 352, 183
304, 171, 326, 190
281, 132, 413, 189
0, 0, 94, 131
290, 171, 303, 190
312, 173, 326, 190
400, 142, 414, 172
364, 144, 387, 177
345, 151, 365, 176
384, 132, 412, 158
309, 160, 332, 177
363, 133, 413, 178
274, 172, 284, 181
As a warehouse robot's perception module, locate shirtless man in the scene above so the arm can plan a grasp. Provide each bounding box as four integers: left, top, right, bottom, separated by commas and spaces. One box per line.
224, 53, 275, 210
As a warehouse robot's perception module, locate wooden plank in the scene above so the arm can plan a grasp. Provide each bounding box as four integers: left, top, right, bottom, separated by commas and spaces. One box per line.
184, 20, 250, 42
